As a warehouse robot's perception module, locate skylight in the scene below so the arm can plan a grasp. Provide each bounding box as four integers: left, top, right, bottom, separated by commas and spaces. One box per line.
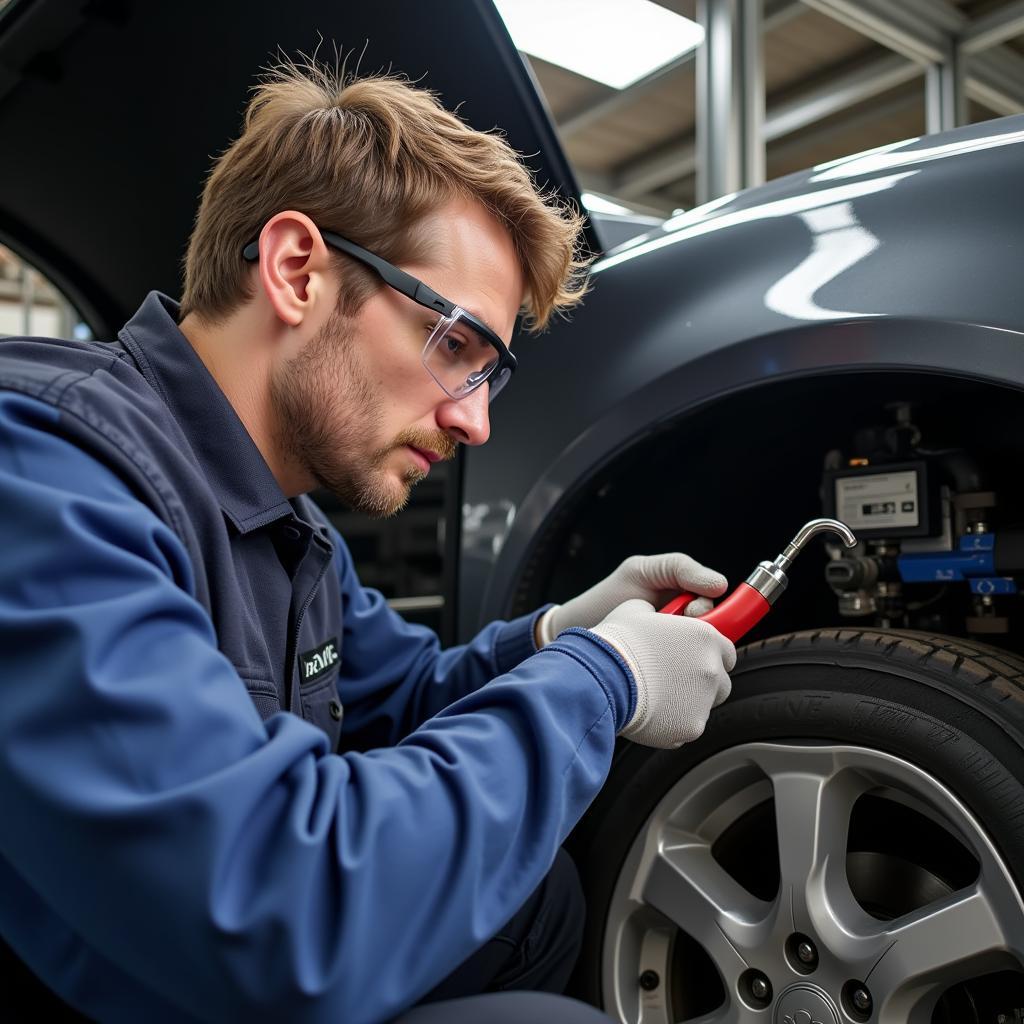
493, 0, 705, 90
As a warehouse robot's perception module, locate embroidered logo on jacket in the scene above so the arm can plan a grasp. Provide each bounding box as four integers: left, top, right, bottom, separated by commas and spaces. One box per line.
299, 637, 340, 682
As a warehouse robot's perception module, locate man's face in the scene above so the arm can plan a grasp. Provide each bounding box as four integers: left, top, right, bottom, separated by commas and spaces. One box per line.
270, 200, 524, 517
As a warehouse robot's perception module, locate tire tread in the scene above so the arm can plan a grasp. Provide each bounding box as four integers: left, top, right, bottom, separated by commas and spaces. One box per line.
739, 628, 1024, 706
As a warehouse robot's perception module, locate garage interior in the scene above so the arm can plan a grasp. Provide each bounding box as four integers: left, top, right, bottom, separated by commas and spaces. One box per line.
3, 0, 1024, 636
3, 3, 1024, 1022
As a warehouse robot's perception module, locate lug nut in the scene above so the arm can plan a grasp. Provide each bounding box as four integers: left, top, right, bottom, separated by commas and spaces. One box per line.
786, 932, 818, 973
740, 968, 773, 1007
639, 970, 659, 991
843, 980, 873, 1020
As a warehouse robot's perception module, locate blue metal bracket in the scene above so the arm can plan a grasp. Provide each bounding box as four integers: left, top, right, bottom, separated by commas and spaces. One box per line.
970, 577, 1018, 595
898, 533, 995, 583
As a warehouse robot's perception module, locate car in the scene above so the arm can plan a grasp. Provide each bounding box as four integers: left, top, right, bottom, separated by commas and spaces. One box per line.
466, 121, 1024, 1024
467, 118, 1024, 1020
3, 1, 1024, 1021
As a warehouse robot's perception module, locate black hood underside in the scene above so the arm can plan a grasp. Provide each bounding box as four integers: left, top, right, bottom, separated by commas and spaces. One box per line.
0, 0, 590, 335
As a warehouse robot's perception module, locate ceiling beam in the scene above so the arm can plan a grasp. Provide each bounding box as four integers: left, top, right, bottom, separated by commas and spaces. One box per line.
797, 0, 958, 64
762, 0, 807, 32
615, 142, 697, 200
965, 44, 1024, 114
961, 0, 1024, 55
558, 53, 694, 142
798, 0, 1024, 113
766, 51, 918, 140
901, 0, 967, 36
766, 90, 918, 167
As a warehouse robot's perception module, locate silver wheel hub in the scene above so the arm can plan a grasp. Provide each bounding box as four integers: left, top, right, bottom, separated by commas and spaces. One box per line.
601, 742, 1024, 1023
774, 985, 839, 1024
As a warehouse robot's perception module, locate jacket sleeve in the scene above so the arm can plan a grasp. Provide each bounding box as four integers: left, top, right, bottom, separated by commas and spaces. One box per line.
330, 527, 553, 750
0, 392, 635, 1024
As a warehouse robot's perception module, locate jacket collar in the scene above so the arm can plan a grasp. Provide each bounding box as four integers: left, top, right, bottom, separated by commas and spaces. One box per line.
118, 291, 294, 534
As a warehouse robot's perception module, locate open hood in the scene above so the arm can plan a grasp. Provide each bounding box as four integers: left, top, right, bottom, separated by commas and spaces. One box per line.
0, 0, 591, 334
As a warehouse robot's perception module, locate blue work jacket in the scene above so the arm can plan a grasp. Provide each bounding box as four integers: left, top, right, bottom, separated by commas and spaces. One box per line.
0, 293, 635, 1024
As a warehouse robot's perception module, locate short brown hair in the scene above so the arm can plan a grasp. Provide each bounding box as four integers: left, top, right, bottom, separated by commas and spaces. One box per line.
180, 54, 590, 330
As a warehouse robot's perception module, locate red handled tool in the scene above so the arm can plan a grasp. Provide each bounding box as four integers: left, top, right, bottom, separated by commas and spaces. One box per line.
660, 518, 857, 642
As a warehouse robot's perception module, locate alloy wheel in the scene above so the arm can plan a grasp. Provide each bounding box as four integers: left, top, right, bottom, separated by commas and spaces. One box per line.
601, 742, 1024, 1023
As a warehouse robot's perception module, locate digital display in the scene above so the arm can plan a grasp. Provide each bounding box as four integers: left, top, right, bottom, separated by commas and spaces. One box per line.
836, 470, 920, 531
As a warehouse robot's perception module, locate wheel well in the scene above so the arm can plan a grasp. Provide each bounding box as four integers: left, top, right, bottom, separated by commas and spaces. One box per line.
508, 370, 1024, 647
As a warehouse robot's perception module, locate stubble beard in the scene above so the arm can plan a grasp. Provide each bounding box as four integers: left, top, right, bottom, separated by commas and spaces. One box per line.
269, 308, 428, 519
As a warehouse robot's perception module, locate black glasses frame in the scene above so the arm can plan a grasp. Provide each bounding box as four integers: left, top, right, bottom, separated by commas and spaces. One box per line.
242, 229, 517, 395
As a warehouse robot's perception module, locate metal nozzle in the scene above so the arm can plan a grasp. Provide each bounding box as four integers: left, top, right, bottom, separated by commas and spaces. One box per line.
777, 518, 857, 573
747, 518, 857, 605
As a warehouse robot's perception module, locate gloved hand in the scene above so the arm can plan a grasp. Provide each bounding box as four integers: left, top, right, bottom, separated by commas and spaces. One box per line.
589, 599, 736, 749
535, 553, 727, 648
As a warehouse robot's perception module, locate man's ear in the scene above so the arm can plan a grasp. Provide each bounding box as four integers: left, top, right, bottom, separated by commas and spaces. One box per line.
254, 212, 334, 328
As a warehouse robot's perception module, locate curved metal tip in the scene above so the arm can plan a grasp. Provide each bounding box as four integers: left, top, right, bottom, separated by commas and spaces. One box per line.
762, 518, 859, 592
790, 517, 857, 552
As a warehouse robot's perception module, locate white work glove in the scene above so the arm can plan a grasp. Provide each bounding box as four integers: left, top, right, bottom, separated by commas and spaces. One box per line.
589, 599, 736, 749
535, 553, 727, 648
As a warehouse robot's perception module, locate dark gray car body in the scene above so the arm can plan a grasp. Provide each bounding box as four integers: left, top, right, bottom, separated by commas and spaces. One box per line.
458, 116, 1024, 640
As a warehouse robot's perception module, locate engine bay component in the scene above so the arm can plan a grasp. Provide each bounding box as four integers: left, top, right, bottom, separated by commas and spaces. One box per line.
823, 404, 1022, 635
824, 460, 938, 538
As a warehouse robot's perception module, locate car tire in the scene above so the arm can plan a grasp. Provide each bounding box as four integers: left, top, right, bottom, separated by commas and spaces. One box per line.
569, 628, 1024, 1024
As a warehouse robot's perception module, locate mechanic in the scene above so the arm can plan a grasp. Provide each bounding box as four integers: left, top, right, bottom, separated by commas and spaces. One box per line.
0, 58, 735, 1024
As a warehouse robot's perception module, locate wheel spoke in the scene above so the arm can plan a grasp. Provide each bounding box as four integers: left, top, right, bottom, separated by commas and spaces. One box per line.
750, 747, 872, 939
641, 837, 773, 971
761, 752, 860, 889
682, 1003, 744, 1024
634, 925, 673, 1024
869, 884, 1016, 1021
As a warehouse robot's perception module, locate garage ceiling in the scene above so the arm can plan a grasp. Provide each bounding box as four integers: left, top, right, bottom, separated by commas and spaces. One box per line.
521, 0, 1024, 214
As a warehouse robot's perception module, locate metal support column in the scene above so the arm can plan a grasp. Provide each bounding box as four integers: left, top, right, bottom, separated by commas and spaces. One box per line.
926, 39, 965, 133
19, 263, 34, 335
696, 0, 765, 204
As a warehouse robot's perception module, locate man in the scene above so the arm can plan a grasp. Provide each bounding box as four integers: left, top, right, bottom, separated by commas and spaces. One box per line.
0, 58, 735, 1023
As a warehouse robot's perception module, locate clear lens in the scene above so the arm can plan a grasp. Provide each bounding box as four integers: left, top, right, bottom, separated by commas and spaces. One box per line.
422, 308, 506, 401
486, 366, 512, 402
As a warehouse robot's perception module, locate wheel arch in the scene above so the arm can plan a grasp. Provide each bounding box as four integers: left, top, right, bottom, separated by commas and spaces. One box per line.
471, 318, 1024, 633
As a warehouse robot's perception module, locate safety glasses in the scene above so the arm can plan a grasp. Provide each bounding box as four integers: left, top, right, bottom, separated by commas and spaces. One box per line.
243, 229, 517, 402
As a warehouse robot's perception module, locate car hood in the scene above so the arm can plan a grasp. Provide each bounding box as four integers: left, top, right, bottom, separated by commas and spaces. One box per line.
0, 0, 589, 334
